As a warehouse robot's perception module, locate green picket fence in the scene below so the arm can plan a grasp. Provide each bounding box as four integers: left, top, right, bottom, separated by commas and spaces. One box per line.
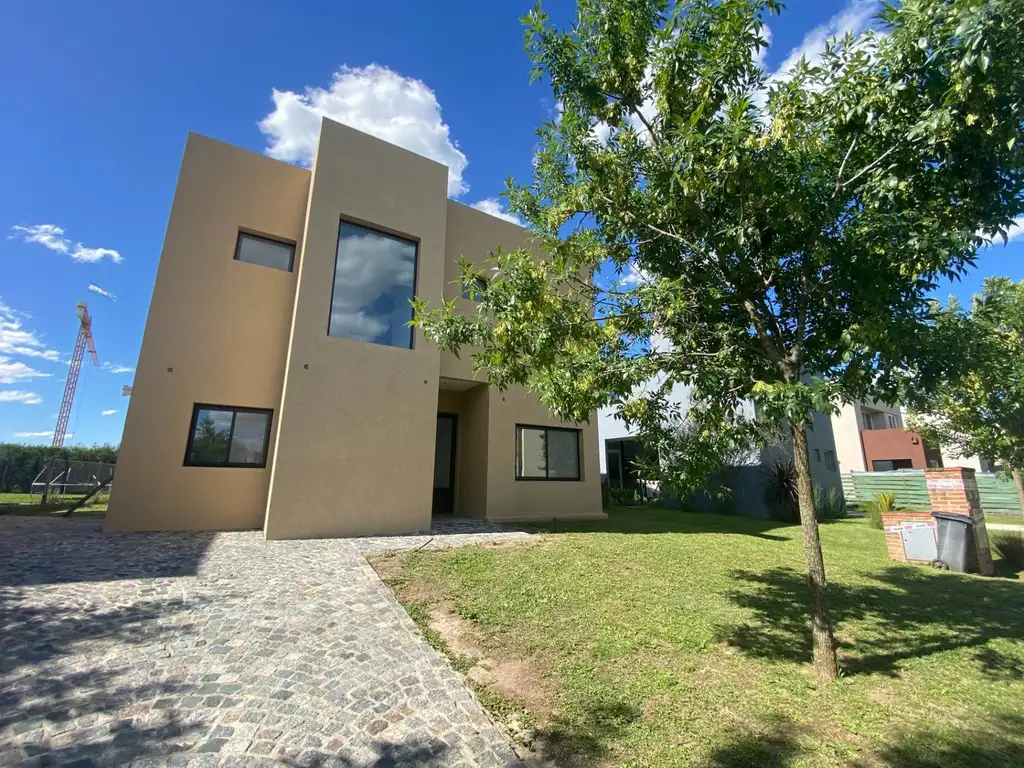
850, 470, 1022, 517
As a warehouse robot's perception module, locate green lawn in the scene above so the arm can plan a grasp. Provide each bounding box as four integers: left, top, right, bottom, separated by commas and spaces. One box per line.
986, 514, 1024, 527
375, 508, 1024, 767
0, 491, 107, 516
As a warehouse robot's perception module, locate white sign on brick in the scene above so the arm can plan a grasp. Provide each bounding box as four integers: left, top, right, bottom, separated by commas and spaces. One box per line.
927, 478, 963, 489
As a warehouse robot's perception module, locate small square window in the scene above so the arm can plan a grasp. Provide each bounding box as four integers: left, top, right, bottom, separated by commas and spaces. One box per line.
461, 276, 487, 302
184, 404, 272, 468
235, 231, 295, 272
515, 425, 581, 481
824, 450, 837, 472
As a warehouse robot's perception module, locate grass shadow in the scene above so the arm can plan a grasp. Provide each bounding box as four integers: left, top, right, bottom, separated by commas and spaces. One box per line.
874, 712, 1024, 767
717, 565, 1024, 676
0, 516, 215, 585
524, 506, 795, 541
532, 698, 642, 767
703, 715, 803, 768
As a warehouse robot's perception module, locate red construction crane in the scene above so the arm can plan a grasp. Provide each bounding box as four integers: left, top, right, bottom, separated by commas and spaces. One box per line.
52, 301, 99, 447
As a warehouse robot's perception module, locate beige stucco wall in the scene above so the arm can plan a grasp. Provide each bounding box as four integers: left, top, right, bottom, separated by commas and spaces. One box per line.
485, 387, 604, 523
263, 118, 449, 539
105, 133, 310, 532
439, 201, 534, 382
831, 403, 868, 474
110, 119, 602, 537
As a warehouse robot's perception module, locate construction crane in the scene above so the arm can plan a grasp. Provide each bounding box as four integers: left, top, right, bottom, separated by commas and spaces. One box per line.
53, 301, 99, 447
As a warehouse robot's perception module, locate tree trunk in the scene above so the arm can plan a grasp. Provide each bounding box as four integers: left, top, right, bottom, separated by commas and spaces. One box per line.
790, 422, 839, 681
1013, 468, 1024, 520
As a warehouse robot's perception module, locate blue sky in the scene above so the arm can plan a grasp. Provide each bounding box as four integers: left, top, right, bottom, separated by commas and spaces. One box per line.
1, 0, 1021, 447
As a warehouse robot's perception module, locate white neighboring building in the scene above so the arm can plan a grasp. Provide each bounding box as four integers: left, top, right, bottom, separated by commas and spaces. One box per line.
597, 386, 843, 499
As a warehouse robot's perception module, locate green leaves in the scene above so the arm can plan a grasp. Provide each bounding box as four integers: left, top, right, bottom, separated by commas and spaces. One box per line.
908, 278, 1024, 474
415, 0, 1024, 495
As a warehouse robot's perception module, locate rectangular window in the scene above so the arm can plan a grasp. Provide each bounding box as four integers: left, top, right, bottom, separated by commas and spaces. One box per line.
886, 413, 899, 429
329, 220, 417, 349
184, 404, 272, 468
824, 450, 837, 472
515, 425, 581, 481
862, 411, 873, 430
234, 231, 295, 272
461, 276, 487, 302
814, 449, 821, 463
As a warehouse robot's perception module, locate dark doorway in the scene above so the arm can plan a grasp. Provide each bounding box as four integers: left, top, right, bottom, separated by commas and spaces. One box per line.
433, 413, 457, 515
606, 437, 644, 491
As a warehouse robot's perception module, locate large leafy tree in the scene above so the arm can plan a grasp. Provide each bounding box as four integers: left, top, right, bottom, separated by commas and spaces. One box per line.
909, 277, 1024, 511
414, 0, 1024, 679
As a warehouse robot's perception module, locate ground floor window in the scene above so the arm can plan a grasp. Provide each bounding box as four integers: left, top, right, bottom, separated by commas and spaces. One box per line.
872, 458, 914, 471
184, 404, 273, 468
516, 425, 581, 480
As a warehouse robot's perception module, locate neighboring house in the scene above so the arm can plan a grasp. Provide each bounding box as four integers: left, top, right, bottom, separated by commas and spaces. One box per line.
830, 401, 993, 473
105, 119, 604, 539
597, 387, 843, 507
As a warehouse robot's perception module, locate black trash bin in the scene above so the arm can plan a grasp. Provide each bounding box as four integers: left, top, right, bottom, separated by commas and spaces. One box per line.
932, 512, 977, 573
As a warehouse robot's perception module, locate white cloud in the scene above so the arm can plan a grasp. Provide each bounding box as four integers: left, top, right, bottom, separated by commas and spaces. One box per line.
979, 216, 1024, 247
329, 226, 416, 343
9, 224, 69, 252
1005, 216, 1024, 243
754, 24, 773, 67
776, 0, 878, 76
13, 430, 71, 439
469, 199, 524, 226
101, 409, 118, 416
0, 390, 43, 405
71, 246, 122, 263
101, 362, 135, 374
619, 262, 652, 286
0, 297, 62, 362
0, 356, 50, 385
259, 64, 469, 197
9, 224, 122, 263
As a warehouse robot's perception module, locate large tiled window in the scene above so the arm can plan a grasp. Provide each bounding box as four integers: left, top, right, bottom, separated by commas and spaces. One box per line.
515, 425, 581, 481
184, 404, 272, 468
328, 220, 418, 349
234, 231, 295, 272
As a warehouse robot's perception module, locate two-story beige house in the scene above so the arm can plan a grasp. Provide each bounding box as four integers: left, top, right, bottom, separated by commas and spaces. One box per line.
105, 118, 603, 539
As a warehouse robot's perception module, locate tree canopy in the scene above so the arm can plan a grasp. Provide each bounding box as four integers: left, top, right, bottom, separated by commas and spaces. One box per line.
414, 0, 1024, 678
909, 277, 1024, 507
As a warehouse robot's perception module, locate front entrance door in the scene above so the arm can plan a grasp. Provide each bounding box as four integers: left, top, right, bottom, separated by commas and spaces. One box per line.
432, 414, 457, 515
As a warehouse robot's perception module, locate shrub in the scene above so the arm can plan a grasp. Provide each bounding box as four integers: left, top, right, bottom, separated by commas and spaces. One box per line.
814, 485, 847, 520
762, 460, 799, 522
863, 492, 897, 530
992, 531, 1024, 571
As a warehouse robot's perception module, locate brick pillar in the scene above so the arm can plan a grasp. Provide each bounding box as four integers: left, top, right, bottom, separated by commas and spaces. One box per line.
925, 467, 995, 576
882, 510, 937, 563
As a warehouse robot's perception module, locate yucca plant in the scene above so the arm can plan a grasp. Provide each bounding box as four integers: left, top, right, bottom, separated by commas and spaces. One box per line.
863, 492, 898, 530
762, 460, 799, 522
814, 485, 847, 520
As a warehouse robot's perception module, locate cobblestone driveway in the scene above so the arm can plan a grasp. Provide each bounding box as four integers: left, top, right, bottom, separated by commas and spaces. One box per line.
0, 517, 530, 767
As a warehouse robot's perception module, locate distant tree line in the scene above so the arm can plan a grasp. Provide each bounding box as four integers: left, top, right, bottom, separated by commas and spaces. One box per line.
0, 443, 118, 493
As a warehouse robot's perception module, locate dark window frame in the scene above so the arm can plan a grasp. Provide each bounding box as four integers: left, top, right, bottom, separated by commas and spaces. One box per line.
234, 230, 296, 273
515, 424, 582, 481
183, 403, 274, 469
327, 218, 420, 350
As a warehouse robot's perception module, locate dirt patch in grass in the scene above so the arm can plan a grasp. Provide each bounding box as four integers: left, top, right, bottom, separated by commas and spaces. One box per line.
371, 551, 567, 763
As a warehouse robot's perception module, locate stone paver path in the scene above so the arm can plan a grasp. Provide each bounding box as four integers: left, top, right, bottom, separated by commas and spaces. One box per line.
0, 516, 532, 767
